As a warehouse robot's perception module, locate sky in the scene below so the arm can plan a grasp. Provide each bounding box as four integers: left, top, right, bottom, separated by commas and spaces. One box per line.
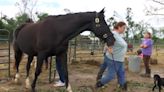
0, 0, 164, 29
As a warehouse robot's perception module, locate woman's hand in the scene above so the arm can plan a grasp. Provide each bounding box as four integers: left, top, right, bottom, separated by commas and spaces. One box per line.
108, 47, 113, 54
140, 44, 147, 48
140, 44, 144, 48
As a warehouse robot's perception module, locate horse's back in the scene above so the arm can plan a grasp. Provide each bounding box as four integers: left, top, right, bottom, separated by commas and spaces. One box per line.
15, 15, 78, 55
16, 21, 58, 55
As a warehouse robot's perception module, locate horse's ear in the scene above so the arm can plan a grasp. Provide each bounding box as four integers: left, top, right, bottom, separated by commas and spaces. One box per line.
99, 8, 105, 14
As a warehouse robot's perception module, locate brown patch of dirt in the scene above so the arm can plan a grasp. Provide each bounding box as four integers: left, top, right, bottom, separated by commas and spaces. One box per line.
0, 49, 164, 92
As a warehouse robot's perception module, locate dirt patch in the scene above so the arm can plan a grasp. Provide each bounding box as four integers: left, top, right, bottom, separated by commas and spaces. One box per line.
0, 48, 164, 92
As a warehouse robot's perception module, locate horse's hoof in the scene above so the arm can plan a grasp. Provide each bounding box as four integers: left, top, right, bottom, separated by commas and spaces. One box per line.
31, 89, 35, 92
31, 87, 36, 92
25, 84, 31, 89
14, 73, 20, 83
67, 84, 73, 92
25, 78, 30, 89
14, 78, 19, 83
31, 84, 36, 92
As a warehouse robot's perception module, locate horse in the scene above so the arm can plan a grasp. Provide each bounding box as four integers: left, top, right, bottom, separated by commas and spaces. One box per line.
13, 8, 115, 92
13, 22, 50, 88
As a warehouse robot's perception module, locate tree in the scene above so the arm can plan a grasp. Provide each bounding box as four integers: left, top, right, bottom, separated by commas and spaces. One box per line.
107, 16, 117, 30
159, 27, 164, 38
125, 7, 135, 42
36, 12, 48, 21
15, 13, 29, 25
15, 0, 38, 19
145, 0, 164, 16
0, 13, 31, 40
0, 19, 5, 29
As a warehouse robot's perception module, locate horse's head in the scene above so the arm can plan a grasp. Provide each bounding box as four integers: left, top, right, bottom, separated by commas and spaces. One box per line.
90, 8, 115, 46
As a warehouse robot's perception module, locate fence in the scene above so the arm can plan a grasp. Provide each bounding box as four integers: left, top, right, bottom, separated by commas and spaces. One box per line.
68, 37, 105, 63
0, 29, 11, 79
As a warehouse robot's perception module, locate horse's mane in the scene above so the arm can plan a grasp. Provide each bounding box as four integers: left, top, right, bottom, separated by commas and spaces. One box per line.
44, 11, 96, 20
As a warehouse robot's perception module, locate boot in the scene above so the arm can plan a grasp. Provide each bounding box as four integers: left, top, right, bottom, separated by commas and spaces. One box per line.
96, 68, 105, 82
95, 81, 104, 89
120, 82, 127, 91
141, 68, 151, 78
146, 68, 151, 77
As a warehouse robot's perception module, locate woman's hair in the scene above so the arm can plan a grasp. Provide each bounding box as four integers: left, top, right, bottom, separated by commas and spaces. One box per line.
114, 21, 126, 29
145, 32, 152, 38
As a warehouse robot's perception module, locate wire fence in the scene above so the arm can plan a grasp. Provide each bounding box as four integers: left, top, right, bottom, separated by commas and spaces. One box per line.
68, 38, 164, 63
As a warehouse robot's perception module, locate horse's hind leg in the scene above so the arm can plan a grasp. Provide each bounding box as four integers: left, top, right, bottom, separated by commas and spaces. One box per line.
25, 55, 34, 89
31, 53, 45, 92
14, 46, 23, 83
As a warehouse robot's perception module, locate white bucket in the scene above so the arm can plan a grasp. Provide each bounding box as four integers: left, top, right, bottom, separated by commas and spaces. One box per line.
128, 56, 141, 73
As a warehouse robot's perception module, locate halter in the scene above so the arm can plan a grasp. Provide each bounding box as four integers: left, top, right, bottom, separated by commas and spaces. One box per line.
95, 13, 101, 27
95, 13, 113, 39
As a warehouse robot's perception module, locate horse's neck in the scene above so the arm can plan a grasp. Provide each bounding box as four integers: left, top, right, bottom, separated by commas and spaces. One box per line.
63, 13, 95, 42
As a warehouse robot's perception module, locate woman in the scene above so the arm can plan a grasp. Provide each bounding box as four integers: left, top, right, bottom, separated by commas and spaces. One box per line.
96, 21, 127, 90
53, 57, 65, 87
140, 32, 153, 77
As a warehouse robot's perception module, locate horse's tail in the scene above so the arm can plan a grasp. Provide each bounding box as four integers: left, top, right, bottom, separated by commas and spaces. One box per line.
13, 24, 27, 69
13, 23, 28, 53
13, 42, 23, 70
13, 23, 27, 40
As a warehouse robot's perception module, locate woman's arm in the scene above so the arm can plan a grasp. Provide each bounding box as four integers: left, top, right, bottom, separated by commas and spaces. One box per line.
140, 40, 152, 48
140, 44, 148, 48
108, 47, 113, 54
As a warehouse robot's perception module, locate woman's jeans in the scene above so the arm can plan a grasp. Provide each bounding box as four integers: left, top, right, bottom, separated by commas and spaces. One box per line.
100, 55, 126, 86
56, 57, 65, 83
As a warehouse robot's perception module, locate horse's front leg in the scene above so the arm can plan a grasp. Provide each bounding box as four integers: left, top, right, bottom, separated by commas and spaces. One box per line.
25, 55, 34, 89
58, 52, 72, 92
31, 53, 45, 92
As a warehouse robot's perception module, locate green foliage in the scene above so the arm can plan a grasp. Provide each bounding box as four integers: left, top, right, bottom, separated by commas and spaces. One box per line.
0, 13, 31, 41
152, 36, 159, 43
107, 16, 117, 29
36, 12, 49, 21
0, 19, 5, 29
0, 11, 50, 40
15, 13, 29, 25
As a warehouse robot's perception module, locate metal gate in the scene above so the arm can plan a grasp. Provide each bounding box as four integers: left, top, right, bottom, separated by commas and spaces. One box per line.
0, 29, 10, 79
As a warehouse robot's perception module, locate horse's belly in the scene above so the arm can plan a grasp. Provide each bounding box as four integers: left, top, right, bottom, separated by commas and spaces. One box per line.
17, 32, 36, 55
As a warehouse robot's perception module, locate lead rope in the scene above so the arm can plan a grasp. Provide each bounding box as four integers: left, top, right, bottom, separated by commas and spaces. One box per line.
111, 53, 119, 84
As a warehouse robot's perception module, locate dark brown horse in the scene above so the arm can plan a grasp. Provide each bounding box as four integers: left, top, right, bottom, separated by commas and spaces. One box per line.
13, 9, 115, 92
13, 19, 49, 89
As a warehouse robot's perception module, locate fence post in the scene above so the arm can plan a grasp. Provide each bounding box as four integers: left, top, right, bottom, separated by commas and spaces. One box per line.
72, 37, 77, 63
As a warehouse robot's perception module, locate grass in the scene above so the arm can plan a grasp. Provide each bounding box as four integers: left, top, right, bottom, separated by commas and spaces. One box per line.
128, 81, 153, 88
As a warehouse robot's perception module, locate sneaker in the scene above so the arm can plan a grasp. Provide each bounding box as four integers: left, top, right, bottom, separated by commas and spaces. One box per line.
53, 80, 65, 87
54, 80, 61, 84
